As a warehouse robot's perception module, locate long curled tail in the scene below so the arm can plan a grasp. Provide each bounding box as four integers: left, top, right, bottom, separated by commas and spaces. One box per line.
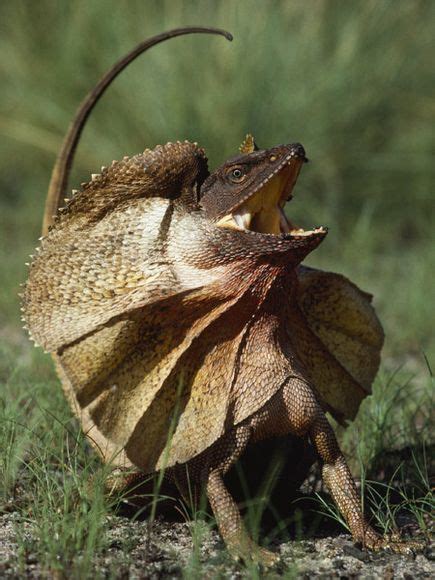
42, 26, 232, 235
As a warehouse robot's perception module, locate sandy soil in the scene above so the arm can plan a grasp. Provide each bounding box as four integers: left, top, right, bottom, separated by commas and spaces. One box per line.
0, 510, 433, 579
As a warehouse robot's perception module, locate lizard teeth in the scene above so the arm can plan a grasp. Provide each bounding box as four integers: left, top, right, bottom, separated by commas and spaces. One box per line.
289, 226, 326, 236
216, 210, 253, 231
233, 209, 252, 230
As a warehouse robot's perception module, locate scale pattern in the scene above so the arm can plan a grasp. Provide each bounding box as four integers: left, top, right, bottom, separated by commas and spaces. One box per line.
24, 140, 415, 566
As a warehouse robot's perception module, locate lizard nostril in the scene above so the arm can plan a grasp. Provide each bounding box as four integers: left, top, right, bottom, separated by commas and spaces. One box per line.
292, 143, 306, 159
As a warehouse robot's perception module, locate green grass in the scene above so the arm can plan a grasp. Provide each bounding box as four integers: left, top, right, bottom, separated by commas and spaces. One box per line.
0, 0, 434, 576
1, 347, 111, 577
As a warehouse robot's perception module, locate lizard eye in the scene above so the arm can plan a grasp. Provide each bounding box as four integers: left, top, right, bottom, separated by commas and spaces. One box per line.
228, 167, 246, 183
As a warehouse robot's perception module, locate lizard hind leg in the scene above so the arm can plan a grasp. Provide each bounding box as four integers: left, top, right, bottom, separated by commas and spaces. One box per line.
280, 378, 424, 554
202, 424, 279, 567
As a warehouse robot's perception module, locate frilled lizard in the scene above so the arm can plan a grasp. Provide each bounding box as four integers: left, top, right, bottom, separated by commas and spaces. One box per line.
22, 27, 420, 566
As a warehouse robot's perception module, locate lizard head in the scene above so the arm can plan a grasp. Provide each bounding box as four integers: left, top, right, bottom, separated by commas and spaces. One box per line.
200, 138, 326, 243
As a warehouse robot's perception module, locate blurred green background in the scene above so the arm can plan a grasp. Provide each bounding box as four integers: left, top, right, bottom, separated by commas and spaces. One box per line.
0, 0, 433, 364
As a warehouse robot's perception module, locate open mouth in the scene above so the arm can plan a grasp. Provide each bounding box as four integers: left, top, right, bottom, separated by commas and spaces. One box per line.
216, 150, 326, 238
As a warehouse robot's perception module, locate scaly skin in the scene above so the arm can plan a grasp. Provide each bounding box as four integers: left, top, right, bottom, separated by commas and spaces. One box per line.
22, 29, 422, 567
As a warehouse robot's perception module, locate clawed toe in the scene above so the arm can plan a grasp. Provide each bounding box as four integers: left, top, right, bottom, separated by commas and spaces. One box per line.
382, 539, 424, 556
229, 540, 279, 568
363, 534, 425, 556
251, 545, 280, 568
